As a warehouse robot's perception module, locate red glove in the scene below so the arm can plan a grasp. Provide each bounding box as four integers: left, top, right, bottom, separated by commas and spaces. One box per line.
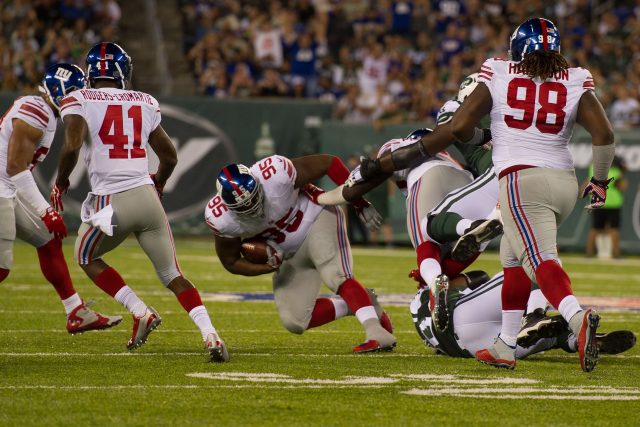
300, 183, 325, 204
50, 179, 69, 212
150, 174, 164, 199
41, 207, 68, 240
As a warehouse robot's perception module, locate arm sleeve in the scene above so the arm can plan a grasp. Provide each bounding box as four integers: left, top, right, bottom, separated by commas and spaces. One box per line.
151, 97, 162, 130
477, 59, 494, 90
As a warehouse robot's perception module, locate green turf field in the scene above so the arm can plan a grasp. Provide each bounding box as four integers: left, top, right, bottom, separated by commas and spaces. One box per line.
1, 239, 639, 426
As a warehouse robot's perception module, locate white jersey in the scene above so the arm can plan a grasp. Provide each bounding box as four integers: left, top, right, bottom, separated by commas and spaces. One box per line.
0, 96, 56, 198
478, 58, 594, 174
204, 155, 324, 255
377, 138, 464, 197
59, 88, 158, 195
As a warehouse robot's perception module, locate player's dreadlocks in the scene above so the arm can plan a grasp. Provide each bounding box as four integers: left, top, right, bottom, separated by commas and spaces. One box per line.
519, 50, 570, 80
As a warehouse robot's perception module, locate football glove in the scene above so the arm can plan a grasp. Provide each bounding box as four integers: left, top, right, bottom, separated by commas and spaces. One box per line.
300, 183, 324, 204
41, 207, 68, 240
352, 198, 383, 232
50, 179, 69, 212
150, 173, 164, 199
581, 177, 614, 210
359, 156, 383, 181
266, 241, 284, 269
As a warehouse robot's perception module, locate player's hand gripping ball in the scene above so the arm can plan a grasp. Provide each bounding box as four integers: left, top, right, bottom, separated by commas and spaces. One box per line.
241, 239, 284, 268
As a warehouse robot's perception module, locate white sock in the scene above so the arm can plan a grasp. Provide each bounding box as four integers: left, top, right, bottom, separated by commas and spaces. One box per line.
62, 293, 82, 315
499, 309, 524, 347
114, 286, 147, 317
527, 289, 550, 313
331, 298, 349, 319
456, 219, 473, 236
355, 306, 378, 324
558, 295, 582, 323
420, 258, 441, 288
188, 305, 217, 340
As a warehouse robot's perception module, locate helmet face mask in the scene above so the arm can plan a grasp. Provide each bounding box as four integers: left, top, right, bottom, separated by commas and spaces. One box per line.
39, 63, 87, 110
86, 42, 132, 89
508, 18, 561, 62
216, 164, 265, 218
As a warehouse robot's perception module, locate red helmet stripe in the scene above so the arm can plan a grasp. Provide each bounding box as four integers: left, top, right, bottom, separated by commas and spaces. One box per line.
539, 18, 549, 50
222, 167, 243, 196
100, 42, 107, 76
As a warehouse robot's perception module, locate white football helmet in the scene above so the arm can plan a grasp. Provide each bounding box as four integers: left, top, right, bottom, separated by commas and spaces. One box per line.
456, 73, 479, 103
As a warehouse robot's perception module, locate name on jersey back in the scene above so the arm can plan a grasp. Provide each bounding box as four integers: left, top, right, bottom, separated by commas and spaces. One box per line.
77, 89, 155, 105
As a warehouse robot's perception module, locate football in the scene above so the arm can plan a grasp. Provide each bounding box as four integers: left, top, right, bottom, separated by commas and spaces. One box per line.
240, 239, 270, 264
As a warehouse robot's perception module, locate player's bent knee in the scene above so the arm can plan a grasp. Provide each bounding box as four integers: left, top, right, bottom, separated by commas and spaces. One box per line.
279, 312, 308, 335
156, 267, 181, 287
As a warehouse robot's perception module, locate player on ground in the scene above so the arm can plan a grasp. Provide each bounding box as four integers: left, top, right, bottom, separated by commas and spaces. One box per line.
206, 155, 396, 353
52, 42, 229, 362
0, 63, 121, 333
410, 270, 636, 359
451, 18, 615, 372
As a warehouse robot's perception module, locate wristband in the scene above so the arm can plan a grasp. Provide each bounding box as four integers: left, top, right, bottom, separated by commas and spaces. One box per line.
327, 156, 350, 185
460, 127, 485, 146
592, 144, 615, 182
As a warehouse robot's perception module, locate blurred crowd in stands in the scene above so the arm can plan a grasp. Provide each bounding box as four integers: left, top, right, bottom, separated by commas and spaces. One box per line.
180, 0, 640, 127
0, 0, 121, 93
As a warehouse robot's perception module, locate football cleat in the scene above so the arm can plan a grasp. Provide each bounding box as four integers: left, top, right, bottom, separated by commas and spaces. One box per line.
570, 309, 600, 372
127, 306, 162, 351
66, 302, 123, 334
353, 339, 396, 354
366, 288, 393, 334
205, 333, 230, 363
475, 337, 516, 370
451, 219, 503, 261
432, 274, 450, 332
596, 330, 636, 355
517, 308, 567, 348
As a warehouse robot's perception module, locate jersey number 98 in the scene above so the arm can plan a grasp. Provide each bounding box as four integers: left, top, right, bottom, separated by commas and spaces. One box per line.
505, 78, 567, 134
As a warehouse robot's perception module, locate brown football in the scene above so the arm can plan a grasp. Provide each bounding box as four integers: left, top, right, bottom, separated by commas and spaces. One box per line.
240, 239, 270, 264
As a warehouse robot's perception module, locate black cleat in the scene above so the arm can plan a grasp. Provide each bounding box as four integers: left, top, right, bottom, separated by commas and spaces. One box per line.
517, 308, 567, 348
596, 330, 637, 355
451, 219, 503, 261
432, 274, 450, 333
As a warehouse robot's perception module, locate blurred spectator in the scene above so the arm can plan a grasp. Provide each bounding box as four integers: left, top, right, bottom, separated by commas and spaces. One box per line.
1, 0, 120, 92
609, 86, 640, 128
256, 68, 289, 97
228, 63, 255, 98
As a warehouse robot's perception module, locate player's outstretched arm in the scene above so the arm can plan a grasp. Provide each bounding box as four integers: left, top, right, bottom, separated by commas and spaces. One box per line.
57, 114, 86, 186
577, 90, 616, 209
9, 119, 67, 239
214, 235, 276, 276
148, 125, 178, 189
451, 83, 492, 144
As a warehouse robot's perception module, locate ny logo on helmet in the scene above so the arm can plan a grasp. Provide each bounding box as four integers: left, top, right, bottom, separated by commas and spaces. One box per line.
54, 68, 72, 82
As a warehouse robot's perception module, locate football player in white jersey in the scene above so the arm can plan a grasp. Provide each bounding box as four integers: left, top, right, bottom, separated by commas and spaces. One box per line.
451, 18, 615, 372
410, 270, 636, 359
51, 43, 229, 362
0, 63, 121, 334
206, 154, 397, 353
